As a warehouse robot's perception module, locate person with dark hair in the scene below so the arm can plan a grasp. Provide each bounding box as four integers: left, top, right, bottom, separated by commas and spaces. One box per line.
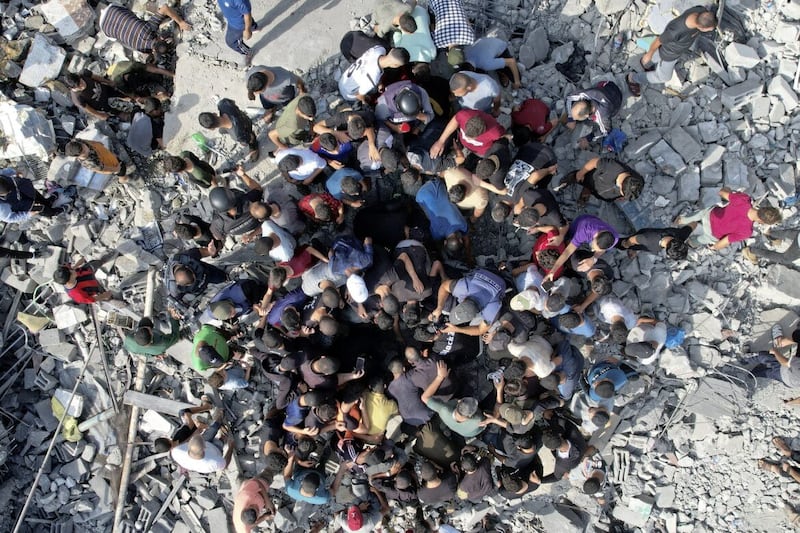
198, 278, 267, 325
274, 148, 327, 186
53, 261, 113, 304
98, 4, 180, 57
428, 0, 475, 51
455, 449, 495, 503
544, 215, 619, 285
564, 81, 622, 148
65, 139, 129, 182
64, 71, 130, 121
208, 168, 264, 243
246, 66, 305, 120
415, 178, 469, 244
392, 4, 436, 62
430, 108, 506, 159
539, 427, 583, 483
420, 360, 485, 438
232, 474, 275, 532
198, 98, 259, 161
170, 409, 234, 473
268, 94, 316, 150
106, 59, 173, 99
676, 188, 782, 251
297, 192, 344, 225
511, 98, 559, 144
595, 294, 637, 343
431, 268, 506, 332
283, 453, 330, 504
191, 324, 234, 372
387, 357, 434, 428
570, 156, 645, 204
165, 151, 217, 188
165, 247, 229, 307
338, 45, 409, 103
442, 166, 490, 220
405, 347, 455, 401
417, 459, 459, 505
217, 0, 256, 64
586, 357, 637, 410
371, 0, 413, 36
620, 226, 692, 260
0, 169, 66, 222
545, 340, 585, 401
626, 6, 717, 95
449, 71, 501, 115
325, 168, 367, 208
153, 396, 213, 455
123, 310, 181, 357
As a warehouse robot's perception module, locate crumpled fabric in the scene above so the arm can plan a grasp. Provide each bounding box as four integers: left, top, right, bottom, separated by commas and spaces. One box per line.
51, 396, 82, 442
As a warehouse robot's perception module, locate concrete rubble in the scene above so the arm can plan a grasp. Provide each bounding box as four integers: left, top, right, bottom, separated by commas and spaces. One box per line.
0, 0, 797, 532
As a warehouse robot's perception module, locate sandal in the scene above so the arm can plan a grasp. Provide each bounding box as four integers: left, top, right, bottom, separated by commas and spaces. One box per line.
773, 436, 793, 457
626, 74, 641, 97
758, 458, 783, 474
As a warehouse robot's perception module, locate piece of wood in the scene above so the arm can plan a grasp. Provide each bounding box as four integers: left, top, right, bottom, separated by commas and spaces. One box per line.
122, 390, 194, 417
145, 474, 186, 531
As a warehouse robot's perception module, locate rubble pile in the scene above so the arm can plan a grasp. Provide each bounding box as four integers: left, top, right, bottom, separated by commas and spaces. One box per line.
0, 0, 799, 531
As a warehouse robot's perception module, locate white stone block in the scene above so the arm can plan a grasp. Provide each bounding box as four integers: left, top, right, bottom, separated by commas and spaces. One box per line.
768, 75, 799, 111
39, 0, 95, 43
724, 43, 760, 68
19, 34, 66, 88
0, 101, 56, 160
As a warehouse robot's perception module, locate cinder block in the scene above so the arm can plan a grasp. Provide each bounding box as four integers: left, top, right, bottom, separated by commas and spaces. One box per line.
665, 127, 703, 163
774, 21, 800, 44
724, 43, 760, 68
38, 328, 65, 347
720, 79, 764, 109
768, 76, 799, 111
649, 139, 686, 177
751, 95, 771, 120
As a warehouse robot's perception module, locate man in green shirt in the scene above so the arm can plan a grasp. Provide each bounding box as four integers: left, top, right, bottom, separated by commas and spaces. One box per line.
268, 95, 316, 150
123, 314, 181, 357
191, 324, 231, 371
421, 360, 485, 438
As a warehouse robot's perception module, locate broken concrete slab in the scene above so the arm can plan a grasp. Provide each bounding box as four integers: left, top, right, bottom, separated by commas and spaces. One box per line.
768, 75, 799, 111
19, 34, 66, 88
38, 0, 95, 43
720, 79, 763, 109
665, 126, 703, 163
724, 42, 760, 68
0, 101, 56, 160
684, 377, 747, 419
649, 139, 687, 176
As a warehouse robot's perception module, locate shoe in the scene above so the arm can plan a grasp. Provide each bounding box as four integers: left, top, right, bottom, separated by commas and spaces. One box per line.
626, 74, 641, 97
742, 247, 758, 264
639, 57, 656, 72
243, 51, 253, 67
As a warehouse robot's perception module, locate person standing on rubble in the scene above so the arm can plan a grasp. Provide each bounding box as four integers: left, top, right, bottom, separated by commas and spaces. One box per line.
0, 168, 68, 222
625, 7, 717, 96
218, 0, 257, 66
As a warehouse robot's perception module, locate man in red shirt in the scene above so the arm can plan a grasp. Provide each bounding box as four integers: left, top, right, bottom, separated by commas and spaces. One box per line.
676, 188, 781, 250
53, 262, 112, 304
429, 109, 505, 158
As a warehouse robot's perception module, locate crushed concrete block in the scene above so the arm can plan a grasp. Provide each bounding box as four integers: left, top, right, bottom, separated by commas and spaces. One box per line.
770, 99, 786, 124
37, 328, 65, 347
768, 75, 799, 111
665, 127, 703, 163
141, 410, 176, 436
764, 265, 800, 305
19, 34, 66, 88
519, 26, 548, 68
720, 79, 763, 109
204, 507, 231, 533
595, 0, 628, 13
39, 0, 95, 43
751, 95, 771, 120
44, 342, 79, 362
724, 42, 760, 68
689, 312, 722, 340
649, 139, 686, 176
561, 0, 589, 16
700, 163, 722, 186
697, 121, 725, 143
627, 130, 662, 158
684, 377, 747, 419
60, 458, 89, 482
723, 157, 750, 191
52, 304, 88, 330
677, 170, 700, 202
700, 144, 725, 170
273, 508, 297, 531
195, 488, 218, 510
1, 268, 38, 293
780, 0, 800, 19
133, 190, 163, 227
774, 21, 800, 44
0, 101, 57, 160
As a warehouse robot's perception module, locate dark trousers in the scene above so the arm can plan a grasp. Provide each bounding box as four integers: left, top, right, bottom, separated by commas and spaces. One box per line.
224, 21, 257, 56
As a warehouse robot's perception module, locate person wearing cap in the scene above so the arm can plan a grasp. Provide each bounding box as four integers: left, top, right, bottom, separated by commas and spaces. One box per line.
325, 168, 368, 208
624, 317, 667, 367
539, 340, 585, 401
375, 80, 434, 134
208, 166, 263, 242
483, 403, 536, 435
199, 99, 259, 161
441, 166, 490, 220
432, 268, 506, 335
511, 98, 559, 145
283, 453, 330, 504
191, 324, 233, 372
391, 5, 436, 63
123, 311, 181, 357
570, 156, 645, 205
543, 214, 620, 285
675, 187, 782, 251
420, 360, 485, 438
334, 500, 388, 533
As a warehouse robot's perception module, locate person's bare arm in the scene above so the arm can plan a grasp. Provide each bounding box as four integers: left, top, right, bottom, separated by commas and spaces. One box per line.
420, 361, 449, 404
158, 4, 191, 30
504, 57, 521, 88
430, 280, 453, 320
302, 167, 325, 185
440, 321, 490, 337
526, 164, 558, 186
236, 165, 262, 192
313, 119, 334, 135
544, 242, 577, 282
397, 252, 424, 293
576, 158, 599, 181
429, 116, 459, 158
718, 187, 732, 201
283, 454, 295, 480
145, 64, 174, 77
306, 245, 328, 263
243, 13, 254, 40
491, 94, 502, 117
477, 178, 507, 195
268, 129, 288, 150
709, 236, 730, 251
642, 36, 662, 65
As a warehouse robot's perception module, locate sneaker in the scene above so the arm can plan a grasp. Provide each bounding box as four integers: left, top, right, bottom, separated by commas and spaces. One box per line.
741, 247, 758, 264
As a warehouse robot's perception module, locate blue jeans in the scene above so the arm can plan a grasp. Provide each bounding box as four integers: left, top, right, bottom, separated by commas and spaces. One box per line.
225, 21, 257, 55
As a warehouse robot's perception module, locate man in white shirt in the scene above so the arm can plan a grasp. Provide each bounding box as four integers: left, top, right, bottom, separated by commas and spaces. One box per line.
338, 47, 410, 102
255, 221, 296, 262
171, 430, 233, 474
449, 71, 501, 115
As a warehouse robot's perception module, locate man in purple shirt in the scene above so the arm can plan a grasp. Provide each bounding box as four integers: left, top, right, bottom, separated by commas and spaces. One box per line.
544, 215, 618, 284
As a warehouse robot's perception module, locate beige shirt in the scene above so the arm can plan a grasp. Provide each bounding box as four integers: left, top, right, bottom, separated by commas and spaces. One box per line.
442, 168, 488, 210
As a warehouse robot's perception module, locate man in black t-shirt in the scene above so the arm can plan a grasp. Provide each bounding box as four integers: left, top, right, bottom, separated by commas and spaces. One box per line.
627, 6, 716, 94
198, 98, 260, 161
573, 156, 644, 204
620, 226, 692, 260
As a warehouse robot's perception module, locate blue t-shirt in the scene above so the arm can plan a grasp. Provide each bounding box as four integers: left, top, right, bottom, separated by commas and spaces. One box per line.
452, 269, 506, 322
587, 360, 628, 402
554, 340, 585, 399
285, 470, 330, 504
283, 396, 309, 427
415, 180, 468, 240
267, 288, 308, 328
325, 168, 362, 200
218, 0, 251, 29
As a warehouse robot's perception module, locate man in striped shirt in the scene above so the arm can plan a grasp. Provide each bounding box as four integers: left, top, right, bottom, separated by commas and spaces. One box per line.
99, 5, 174, 57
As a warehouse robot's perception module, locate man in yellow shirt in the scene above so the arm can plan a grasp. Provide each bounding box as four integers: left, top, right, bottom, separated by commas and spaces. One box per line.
362, 375, 399, 437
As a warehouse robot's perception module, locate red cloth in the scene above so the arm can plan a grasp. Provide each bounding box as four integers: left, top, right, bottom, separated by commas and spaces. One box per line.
709, 192, 753, 243
454, 109, 505, 156
66, 265, 102, 304
531, 230, 566, 278
278, 245, 318, 279
298, 193, 342, 223
511, 99, 553, 136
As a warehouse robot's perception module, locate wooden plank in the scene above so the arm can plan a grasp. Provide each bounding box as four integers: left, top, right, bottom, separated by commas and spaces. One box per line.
122, 390, 193, 417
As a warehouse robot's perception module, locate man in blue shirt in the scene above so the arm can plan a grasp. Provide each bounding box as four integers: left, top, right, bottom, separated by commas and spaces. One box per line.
283, 455, 330, 505
586, 357, 636, 410
217, 0, 256, 64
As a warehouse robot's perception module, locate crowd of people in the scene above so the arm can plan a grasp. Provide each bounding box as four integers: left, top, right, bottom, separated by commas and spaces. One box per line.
2, 0, 795, 531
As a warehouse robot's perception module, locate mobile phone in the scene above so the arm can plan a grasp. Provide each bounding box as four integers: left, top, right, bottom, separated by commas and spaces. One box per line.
355, 357, 365, 373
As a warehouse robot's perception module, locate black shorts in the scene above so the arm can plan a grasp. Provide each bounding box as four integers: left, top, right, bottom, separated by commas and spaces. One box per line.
172, 424, 193, 444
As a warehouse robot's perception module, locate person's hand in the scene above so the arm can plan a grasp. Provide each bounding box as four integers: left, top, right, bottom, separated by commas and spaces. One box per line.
435, 360, 449, 380
529, 470, 540, 483
300, 325, 314, 336
235, 164, 246, 176
429, 309, 442, 322
578, 137, 590, 150
493, 376, 505, 390
577, 256, 597, 271
335, 420, 347, 432
330, 160, 344, 169
440, 324, 456, 334
303, 427, 320, 436
642, 52, 654, 66
572, 303, 587, 315
368, 144, 380, 162
542, 409, 554, 420
546, 234, 564, 247
168, 307, 182, 320
411, 275, 424, 293
546, 164, 558, 175
178, 20, 192, 31
707, 243, 717, 250
351, 369, 366, 380
429, 140, 445, 159
243, 29, 252, 40
357, 308, 369, 320
565, 121, 576, 130
542, 272, 555, 285
207, 240, 218, 256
